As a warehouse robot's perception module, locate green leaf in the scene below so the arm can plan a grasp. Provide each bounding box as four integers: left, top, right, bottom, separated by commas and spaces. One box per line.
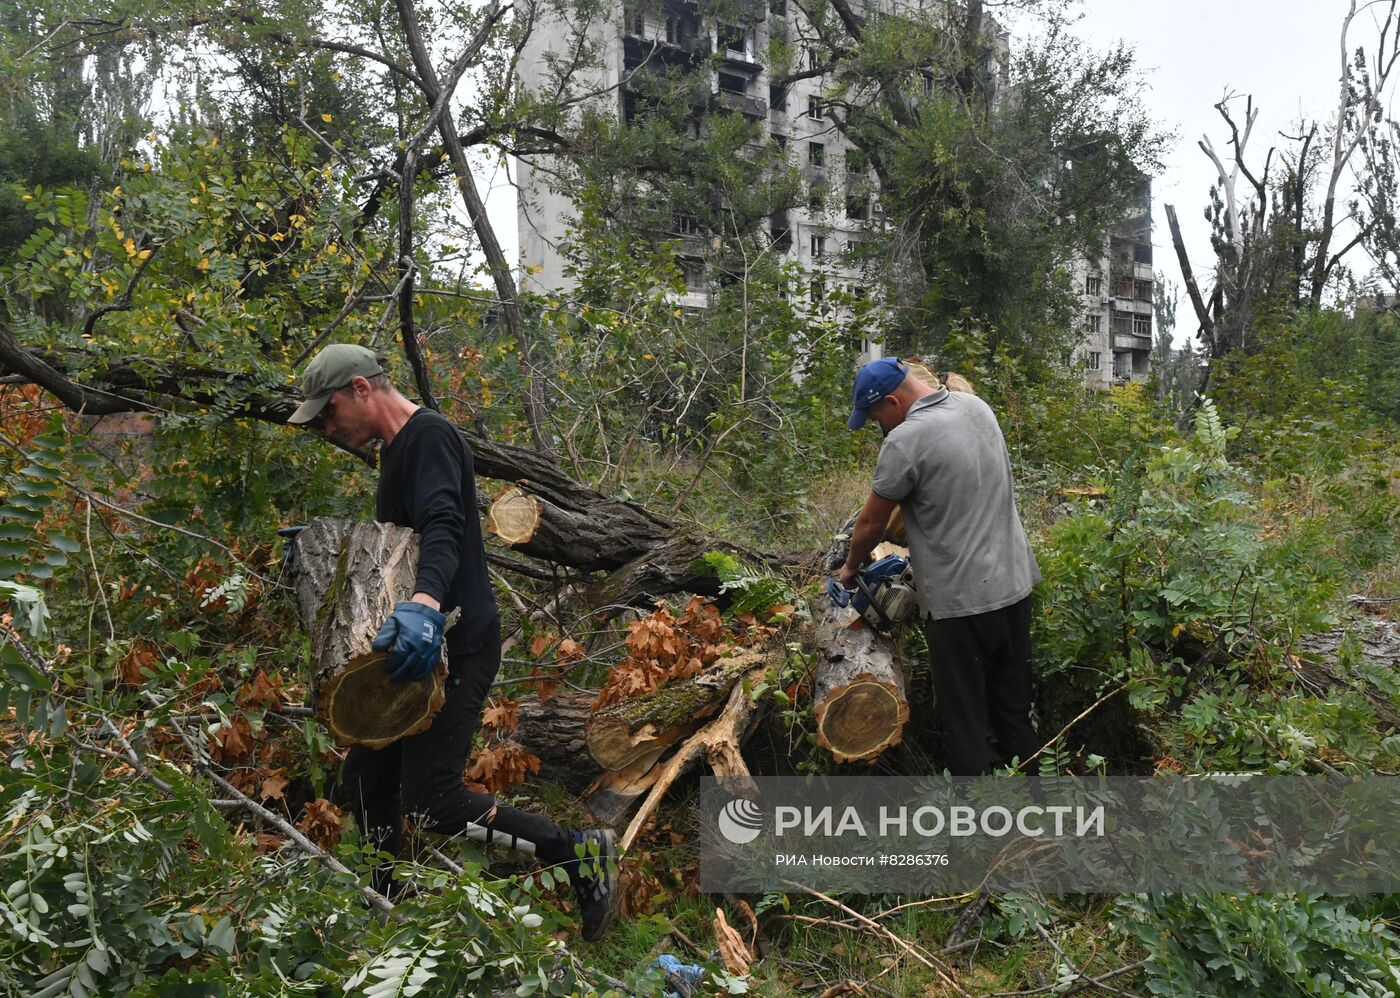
206, 916, 236, 954
47, 533, 81, 553
0, 507, 43, 525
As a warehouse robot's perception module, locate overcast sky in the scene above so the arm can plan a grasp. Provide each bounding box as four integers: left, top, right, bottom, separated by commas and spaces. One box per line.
484, 0, 1376, 345
1072, 0, 1370, 342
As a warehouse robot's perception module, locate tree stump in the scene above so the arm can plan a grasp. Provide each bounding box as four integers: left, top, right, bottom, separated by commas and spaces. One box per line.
290, 517, 447, 749
810, 603, 909, 763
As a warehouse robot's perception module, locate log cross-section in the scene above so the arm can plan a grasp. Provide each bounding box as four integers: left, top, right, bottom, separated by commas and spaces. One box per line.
486, 484, 543, 545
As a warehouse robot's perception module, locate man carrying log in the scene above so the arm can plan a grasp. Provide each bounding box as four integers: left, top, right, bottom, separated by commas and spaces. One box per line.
836, 358, 1042, 775
288, 344, 617, 939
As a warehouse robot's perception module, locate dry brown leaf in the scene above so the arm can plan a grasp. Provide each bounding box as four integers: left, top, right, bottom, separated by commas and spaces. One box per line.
466, 741, 541, 794
529, 632, 556, 657
481, 698, 520, 733
556, 638, 586, 663
238, 670, 286, 711
296, 798, 342, 850
529, 667, 561, 703
118, 643, 157, 686
208, 714, 254, 765
259, 770, 289, 801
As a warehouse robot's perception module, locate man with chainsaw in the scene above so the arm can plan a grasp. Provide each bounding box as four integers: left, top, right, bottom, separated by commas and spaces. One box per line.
286, 343, 616, 938
835, 357, 1041, 775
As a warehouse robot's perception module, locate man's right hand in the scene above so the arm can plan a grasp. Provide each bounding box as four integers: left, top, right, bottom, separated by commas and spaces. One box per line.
836, 564, 858, 589
372, 601, 446, 682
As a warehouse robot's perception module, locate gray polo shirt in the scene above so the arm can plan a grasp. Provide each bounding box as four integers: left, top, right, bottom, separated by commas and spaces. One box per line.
870, 388, 1040, 620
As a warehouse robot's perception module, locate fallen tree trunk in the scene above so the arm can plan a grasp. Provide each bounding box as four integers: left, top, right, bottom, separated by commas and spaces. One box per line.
586, 654, 764, 770
289, 517, 448, 749
510, 687, 598, 793
585, 759, 664, 827
0, 345, 778, 603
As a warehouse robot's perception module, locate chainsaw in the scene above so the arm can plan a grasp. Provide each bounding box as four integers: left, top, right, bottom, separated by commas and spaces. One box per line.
826, 554, 919, 634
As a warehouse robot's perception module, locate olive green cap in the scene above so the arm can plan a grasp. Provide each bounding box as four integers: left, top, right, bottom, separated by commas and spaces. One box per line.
287, 344, 385, 424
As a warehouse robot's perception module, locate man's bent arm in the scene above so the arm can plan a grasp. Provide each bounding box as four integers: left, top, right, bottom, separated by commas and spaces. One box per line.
838, 491, 898, 586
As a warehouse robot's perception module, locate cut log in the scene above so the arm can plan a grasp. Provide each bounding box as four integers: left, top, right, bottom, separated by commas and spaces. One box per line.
810, 603, 909, 763
586, 654, 764, 770
289, 517, 447, 749
487, 484, 543, 545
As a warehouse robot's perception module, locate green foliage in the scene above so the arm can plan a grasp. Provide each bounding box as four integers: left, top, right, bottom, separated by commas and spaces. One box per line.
0, 675, 603, 996
0, 415, 94, 585
701, 550, 799, 617
1037, 401, 1336, 674
1116, 894, 1400, 997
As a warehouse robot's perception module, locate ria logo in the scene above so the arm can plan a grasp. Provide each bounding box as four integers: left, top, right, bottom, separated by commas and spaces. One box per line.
717, 798, 764, 845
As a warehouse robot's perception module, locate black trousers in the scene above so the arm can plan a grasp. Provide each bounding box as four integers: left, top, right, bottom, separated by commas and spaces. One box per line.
922, 594, 1039, 776
334, 632, 574, 883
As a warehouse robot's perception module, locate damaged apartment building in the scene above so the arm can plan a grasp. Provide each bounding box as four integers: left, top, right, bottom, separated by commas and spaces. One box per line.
515, 0, 1148, 383
1073, 181, 1155, 386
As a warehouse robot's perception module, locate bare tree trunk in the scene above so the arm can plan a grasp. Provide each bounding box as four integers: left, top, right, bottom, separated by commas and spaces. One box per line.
393, 0, 557, 456
1164, 204, 1218, 356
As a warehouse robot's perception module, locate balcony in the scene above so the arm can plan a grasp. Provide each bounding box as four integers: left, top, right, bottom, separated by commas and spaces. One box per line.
1112, 332, 1153, 352
623, 31, 708, 67
713, 89, 767, 117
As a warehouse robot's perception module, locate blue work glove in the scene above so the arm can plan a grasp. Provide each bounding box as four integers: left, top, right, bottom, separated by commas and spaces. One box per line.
826, 577, 852, 608
372, 601, 446, 682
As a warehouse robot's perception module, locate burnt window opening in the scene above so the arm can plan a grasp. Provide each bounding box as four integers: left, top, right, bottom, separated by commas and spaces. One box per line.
718, 72, 747, 95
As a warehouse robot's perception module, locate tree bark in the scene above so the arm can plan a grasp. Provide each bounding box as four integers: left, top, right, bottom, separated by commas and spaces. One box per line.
1164, 204, 1217, 355
290, 517, 447, 749
619, 662, 767, 851
510, 687, 599, 792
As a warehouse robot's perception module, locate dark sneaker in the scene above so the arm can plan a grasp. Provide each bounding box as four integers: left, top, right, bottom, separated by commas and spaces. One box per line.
570, 828, 618, 941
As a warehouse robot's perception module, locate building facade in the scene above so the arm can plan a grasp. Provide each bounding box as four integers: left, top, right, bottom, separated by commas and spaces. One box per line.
1072, 184, 1154, 387
515, 1, 1142, 379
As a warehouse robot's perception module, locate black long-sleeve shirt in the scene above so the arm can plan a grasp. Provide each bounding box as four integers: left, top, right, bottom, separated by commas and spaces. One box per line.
376, 409, 498, 655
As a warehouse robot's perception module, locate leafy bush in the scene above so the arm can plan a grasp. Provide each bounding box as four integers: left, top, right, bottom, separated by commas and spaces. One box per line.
1116, 893, 1400, 996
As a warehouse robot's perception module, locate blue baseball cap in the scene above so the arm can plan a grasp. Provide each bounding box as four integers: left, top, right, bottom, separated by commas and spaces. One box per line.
847, 357, 908, 429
